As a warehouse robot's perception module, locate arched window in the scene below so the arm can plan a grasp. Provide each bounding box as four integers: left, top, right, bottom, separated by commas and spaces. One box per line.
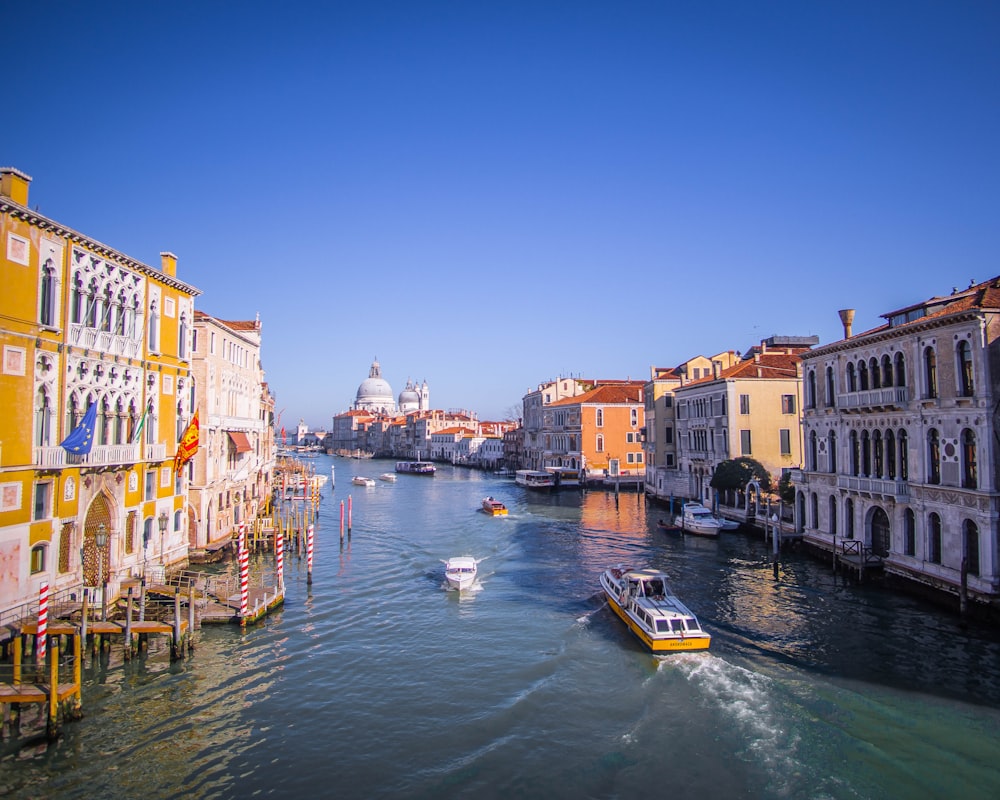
903, 509, 915, 556
858, 360, 869, 390
596, 434, 604, 452
115, 289, 127, 336
829, 496, 838, 535
829, 431, 837, 473
30, 544, 47, 574
825, 366, 835, 407
928, 429, 941, 484
70, 274, 83, 324
807, 370, 817, 409
870, 357, 881, 389
846, 363, 856, 392
102, 285, 114, 332
179, 313, 189, 360
928, 513, 942, 564
924, 346, 937, 399
894, 352, 906, 387
845, 498, 855, 539
86, 277, 99, 327
595, 408, 603, 427
964, 520, 980, 577
958, 340, 974, 397
899, 429, 909, 481
39, 260, 57, 327
861, 430, 871, 476
885, 429, 896, 479
99, 396, 111, 446
809, 430, 818, 470
962, 429, 977, 489
36, 387, 52, 447
810, 493, 818, 528
850, 430, 859, 476
148, 300, 159, 353
872, 430, 883, 477
881, 355, 893, 388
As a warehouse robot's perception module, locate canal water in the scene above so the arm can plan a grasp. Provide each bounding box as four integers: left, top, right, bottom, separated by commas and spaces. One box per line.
4, 455, 1000, 799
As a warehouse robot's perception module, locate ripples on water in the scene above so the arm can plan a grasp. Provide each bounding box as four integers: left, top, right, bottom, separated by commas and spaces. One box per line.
4, 457, 1000, 799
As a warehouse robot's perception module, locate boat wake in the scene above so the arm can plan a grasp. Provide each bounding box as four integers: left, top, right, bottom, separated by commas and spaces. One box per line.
657, 654, 803, 791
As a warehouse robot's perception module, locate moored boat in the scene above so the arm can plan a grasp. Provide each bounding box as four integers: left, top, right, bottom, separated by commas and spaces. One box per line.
352, 476, 376, 487
656, 518, 681, 534
482, 496, 508, 516
442, 556, 479, 591
379, 473, 397, 482
515, 469, 555, 490
675, 503, 723, 537
396, 460, 436, 475
599, 565, 711, 653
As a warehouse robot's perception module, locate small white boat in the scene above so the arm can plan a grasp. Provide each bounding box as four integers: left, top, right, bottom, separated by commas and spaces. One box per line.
442, 556, 479, 591
675, 503, 723, 537
379, 473, 397, 482
717, 515, 740, 531
600, 564, 711, 653
352, 476, 376, 487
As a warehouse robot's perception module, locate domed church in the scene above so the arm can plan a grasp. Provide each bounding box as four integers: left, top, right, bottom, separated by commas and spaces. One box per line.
353, 359, 429, 414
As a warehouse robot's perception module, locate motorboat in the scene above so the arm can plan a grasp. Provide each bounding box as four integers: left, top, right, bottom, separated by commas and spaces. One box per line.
675, 503, 723, 537
352, 476, 376, 487
599, 564, 711, 653
442, 556, 479, 591
396, 460, 436, 475
482, 496, 508, 516
656, 518, 681, 534
379, 473, 397, 482
515, 469, 555, 490
717, 515, 740, 531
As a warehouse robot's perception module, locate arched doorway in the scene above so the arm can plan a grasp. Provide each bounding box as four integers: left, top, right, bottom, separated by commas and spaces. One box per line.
187, 503, 199, 549
82, 492, 114, 587
870, 506, 891, 557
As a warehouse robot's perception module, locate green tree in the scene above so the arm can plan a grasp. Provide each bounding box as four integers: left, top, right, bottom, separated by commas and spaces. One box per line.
777, 470, 795, 504
710, 457, 773, 493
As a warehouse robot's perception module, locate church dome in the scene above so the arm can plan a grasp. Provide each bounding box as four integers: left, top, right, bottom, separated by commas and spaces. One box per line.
355, 359, 395, 411
398, 379, 421, 412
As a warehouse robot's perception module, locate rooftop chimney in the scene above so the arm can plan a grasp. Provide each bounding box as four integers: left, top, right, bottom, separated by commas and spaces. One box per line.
160, 251, 177, 277
838, 309, 855, 339
0, 167, 32, 206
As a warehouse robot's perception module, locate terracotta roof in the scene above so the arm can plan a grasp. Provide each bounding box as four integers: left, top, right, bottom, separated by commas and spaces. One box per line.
548, 381, 644, 407
682, 352, 802, 387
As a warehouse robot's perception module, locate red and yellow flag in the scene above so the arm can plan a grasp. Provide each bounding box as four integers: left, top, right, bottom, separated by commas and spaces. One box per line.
174, 410, 200, 473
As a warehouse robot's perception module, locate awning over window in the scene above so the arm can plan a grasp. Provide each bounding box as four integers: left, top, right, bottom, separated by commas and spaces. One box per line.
227, 431, 252, 453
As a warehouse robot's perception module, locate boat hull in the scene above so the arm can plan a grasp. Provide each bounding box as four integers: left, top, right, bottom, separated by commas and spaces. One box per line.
604, 592, 710, 652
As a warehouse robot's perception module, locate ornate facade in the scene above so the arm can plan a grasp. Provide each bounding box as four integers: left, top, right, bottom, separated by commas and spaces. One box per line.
796, 280, 1000, 603
0, 167, 200, 625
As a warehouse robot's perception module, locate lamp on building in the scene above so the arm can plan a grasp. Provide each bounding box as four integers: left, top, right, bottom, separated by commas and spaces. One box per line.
158, 511, 168, 566
95, 523, 108, 621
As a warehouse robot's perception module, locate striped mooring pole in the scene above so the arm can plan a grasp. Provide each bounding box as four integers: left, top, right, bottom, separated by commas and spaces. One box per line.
276, 526, 284, 590
306, 523, 314, 586
238, 522, 249, 624
37, 581, 48, 664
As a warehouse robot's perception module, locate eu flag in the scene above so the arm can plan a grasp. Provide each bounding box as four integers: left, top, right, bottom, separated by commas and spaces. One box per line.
60, 403, 98, 455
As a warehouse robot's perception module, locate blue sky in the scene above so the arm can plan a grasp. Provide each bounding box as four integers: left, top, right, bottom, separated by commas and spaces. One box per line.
6, 1, 999, 427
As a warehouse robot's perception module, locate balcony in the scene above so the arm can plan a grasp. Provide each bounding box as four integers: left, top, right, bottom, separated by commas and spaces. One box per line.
68, 323, 143, 359
67, 443, 142, 467
145, 443, 167, 461
837, 474, 909, 501
837, 386, 909, 412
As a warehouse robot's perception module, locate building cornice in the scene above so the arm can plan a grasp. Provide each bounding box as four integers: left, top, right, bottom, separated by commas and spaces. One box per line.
803, 308, 989, 361
1, 198, 202, 297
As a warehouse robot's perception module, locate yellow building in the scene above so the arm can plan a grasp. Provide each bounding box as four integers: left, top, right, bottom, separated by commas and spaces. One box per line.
0, 167, 200, 625
673, 338, 815, 504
